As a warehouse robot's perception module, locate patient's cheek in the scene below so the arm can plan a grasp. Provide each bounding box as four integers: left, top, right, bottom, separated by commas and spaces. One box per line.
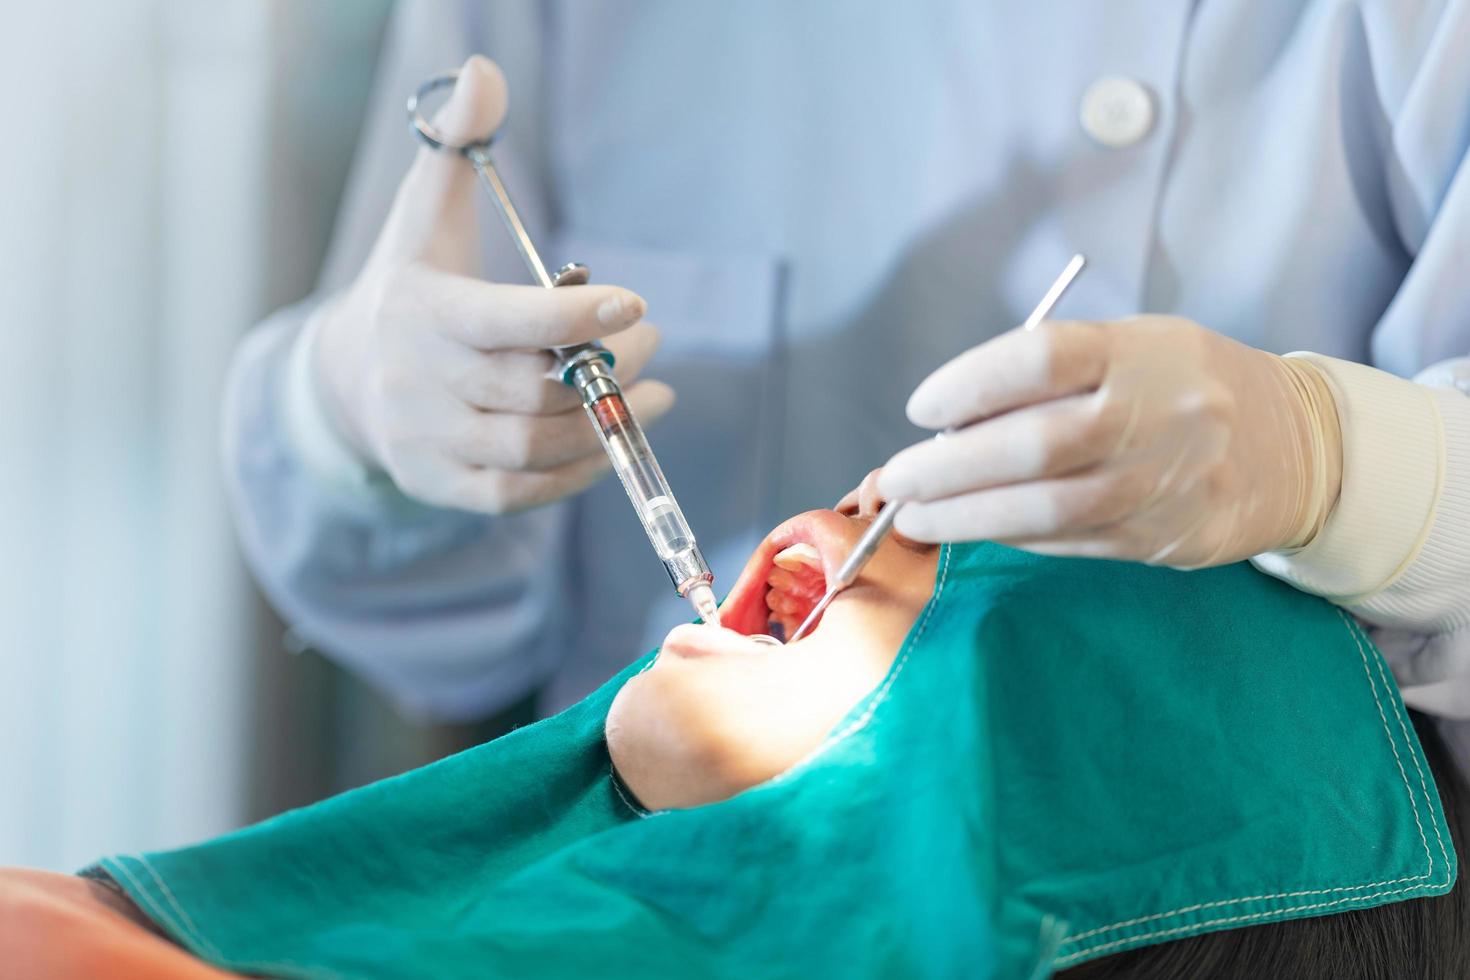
604, 683, 658, 805
606, 672, 769, 811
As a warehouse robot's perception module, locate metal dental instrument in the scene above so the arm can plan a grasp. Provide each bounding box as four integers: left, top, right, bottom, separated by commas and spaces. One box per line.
407, 71, 721, 626
787, 254, 1087, 643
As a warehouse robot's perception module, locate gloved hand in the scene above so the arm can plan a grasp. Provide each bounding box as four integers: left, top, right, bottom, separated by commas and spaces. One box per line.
876, 315, 1344, 568
310, 55, 673, 513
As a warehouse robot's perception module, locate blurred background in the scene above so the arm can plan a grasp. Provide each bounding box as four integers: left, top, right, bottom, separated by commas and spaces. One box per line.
0, 1, 482, 872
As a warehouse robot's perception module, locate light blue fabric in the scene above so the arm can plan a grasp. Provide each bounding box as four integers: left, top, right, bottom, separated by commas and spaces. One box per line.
225, 0, 1470, 719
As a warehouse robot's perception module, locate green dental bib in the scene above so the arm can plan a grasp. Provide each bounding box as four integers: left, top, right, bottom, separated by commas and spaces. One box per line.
94, 544, 1455, 978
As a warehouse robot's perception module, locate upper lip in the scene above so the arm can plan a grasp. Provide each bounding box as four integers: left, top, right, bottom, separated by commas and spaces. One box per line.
718, 510, 854, 636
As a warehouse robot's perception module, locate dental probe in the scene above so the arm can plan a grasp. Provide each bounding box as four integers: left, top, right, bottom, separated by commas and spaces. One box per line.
408, 71, 721, 626
788, 254, 1087, 643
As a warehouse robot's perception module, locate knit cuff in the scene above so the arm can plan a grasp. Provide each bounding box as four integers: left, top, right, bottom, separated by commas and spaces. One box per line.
1251, 354, 1453, 628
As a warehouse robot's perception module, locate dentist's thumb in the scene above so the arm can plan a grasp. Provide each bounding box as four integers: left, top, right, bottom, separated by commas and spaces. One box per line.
377, 55, 509, 265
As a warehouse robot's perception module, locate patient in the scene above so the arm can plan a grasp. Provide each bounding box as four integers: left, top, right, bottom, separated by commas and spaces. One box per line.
612, 501, 1470, 978
3, 493, 1468, 978
606, 502, 940, 810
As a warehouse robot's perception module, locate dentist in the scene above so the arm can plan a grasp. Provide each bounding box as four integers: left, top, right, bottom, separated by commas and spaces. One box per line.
227, 2, 1470, 723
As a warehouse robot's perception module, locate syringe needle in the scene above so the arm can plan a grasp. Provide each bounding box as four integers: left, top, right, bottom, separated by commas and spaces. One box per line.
686, 581, 721, 627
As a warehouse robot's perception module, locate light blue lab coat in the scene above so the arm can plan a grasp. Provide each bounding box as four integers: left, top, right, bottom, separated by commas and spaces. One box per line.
225, 0, 1470, 718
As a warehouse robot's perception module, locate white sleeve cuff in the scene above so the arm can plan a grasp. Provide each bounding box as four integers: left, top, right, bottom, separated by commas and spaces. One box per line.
281, 309, 421, 514
1252, 353, 1470, 633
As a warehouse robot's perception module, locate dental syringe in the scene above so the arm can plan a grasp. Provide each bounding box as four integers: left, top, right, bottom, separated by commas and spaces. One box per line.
555, 320, 721, 627
408, 71, 720, 626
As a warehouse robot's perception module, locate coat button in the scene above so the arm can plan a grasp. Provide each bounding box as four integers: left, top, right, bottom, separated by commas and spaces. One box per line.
1079, 76, 1156, 148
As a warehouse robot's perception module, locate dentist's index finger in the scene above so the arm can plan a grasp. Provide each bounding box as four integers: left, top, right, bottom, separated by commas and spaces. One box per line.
416, 269, 648, 349
444, 321, 664, 415
905, 320, 1109, 431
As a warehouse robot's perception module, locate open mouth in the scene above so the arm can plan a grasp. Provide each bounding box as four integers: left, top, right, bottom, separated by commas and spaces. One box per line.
717, 510, 858, 642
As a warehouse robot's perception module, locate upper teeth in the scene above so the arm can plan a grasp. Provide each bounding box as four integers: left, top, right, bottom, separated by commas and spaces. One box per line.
772, 543, 821, 571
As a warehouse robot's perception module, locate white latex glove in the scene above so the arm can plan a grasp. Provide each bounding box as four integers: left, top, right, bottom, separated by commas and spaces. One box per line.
311, 55, 674, 513
876, 316, 1344, 568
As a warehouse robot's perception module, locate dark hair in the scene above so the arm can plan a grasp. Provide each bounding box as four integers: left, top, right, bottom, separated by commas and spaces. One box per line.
1057, 711, 1470, 980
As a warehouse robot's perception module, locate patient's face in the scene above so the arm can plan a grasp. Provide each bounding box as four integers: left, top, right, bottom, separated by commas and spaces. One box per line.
606, 507, 940, 810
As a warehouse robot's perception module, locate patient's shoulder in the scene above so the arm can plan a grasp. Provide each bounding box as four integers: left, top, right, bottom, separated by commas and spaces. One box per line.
0, 868, 236, 979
